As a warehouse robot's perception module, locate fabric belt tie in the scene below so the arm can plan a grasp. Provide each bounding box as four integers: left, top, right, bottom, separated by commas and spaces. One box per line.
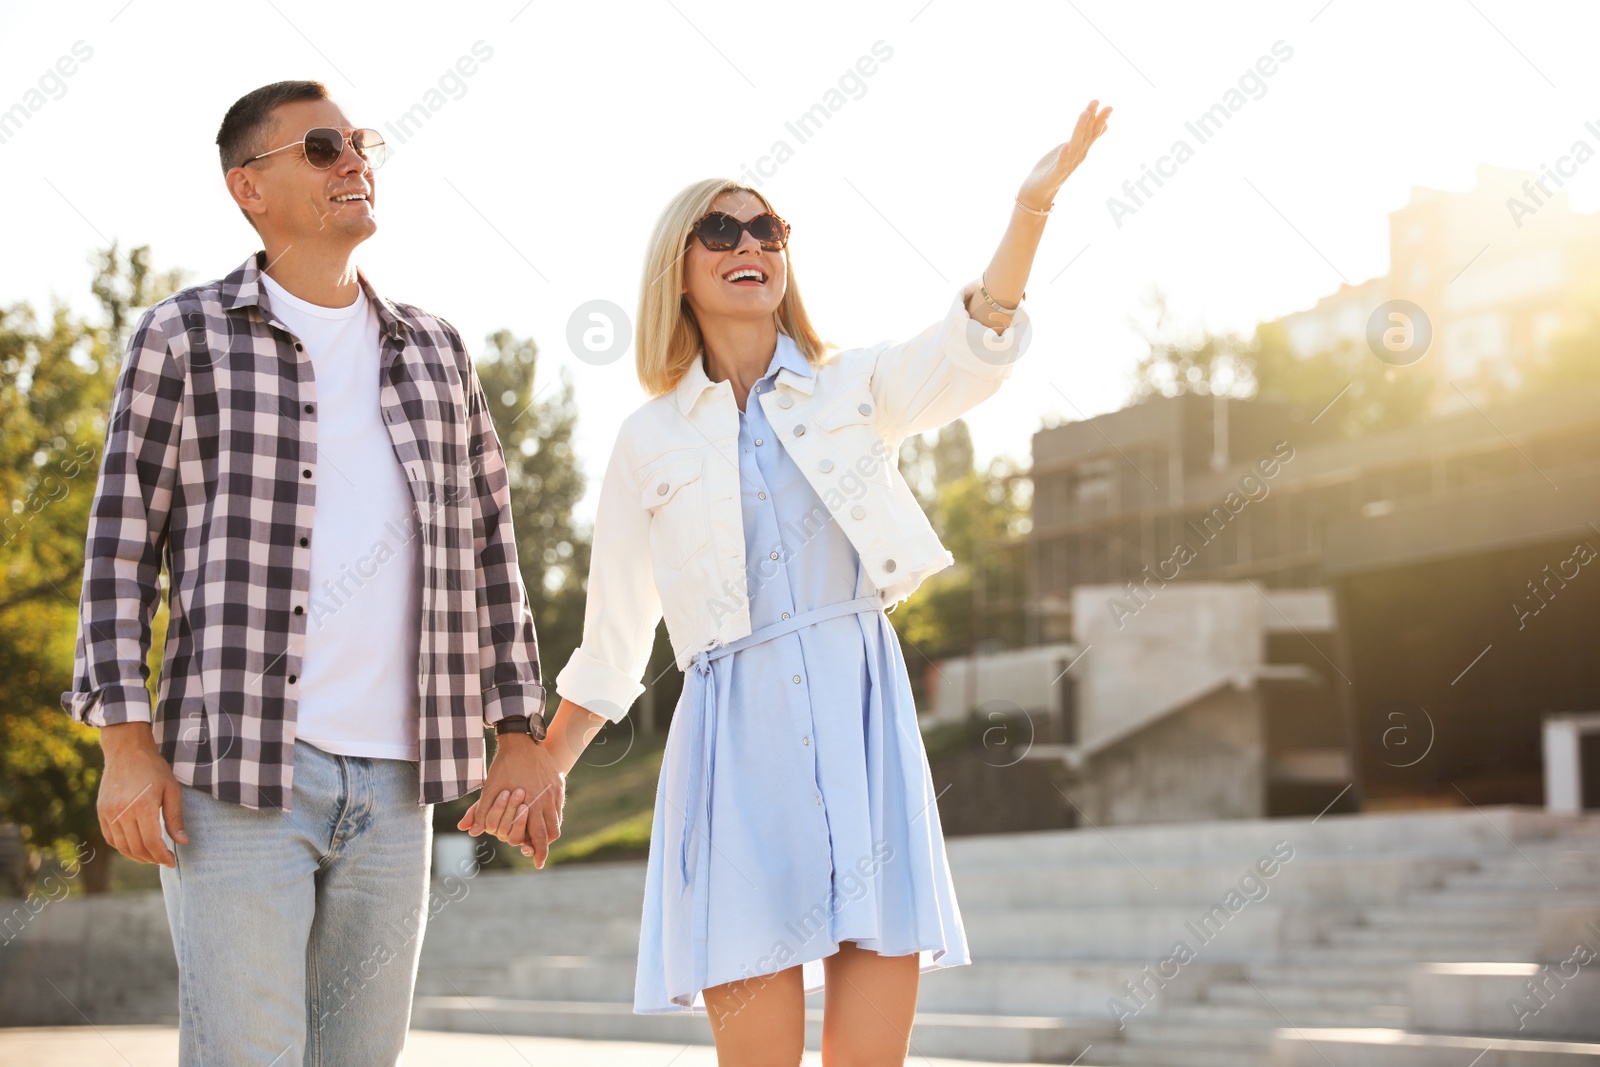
679, 595, 883, 889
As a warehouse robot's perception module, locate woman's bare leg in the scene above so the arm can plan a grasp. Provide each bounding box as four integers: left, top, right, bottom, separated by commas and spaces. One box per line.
819, 940, 921, 1066
702, 963, 807, 1066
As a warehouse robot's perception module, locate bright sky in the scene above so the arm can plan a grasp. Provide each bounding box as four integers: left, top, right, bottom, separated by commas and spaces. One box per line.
4, 1, 1597, 521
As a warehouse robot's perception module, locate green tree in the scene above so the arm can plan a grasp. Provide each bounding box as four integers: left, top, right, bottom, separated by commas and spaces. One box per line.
1129, 289, 1256, 402
1131, 287, 1434, 438
892, 421, 1030, 674
1, 245, 182, 892
473, 330, 588, 687
431, 330, 600, 840
1516, 282, 1600, 399
898, 419, 975, 514
1249, 318, 1433, 438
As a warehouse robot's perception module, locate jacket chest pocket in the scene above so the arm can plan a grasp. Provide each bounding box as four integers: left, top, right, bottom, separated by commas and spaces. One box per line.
641, 455, 709, 570
811, 390, 893, 489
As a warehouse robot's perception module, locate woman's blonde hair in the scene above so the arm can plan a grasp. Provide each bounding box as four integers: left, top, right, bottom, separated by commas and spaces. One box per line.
636, 178, 828, 396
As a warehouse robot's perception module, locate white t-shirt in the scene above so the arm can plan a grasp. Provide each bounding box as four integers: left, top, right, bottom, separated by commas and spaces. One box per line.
261, 271, 422, 762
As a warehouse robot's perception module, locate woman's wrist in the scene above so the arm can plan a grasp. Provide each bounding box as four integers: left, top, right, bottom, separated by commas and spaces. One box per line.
1014, 192, 1054, 217
544, 697, 612, 776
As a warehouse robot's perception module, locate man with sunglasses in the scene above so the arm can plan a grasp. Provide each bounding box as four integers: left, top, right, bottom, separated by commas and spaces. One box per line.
61, 79, 564, 1064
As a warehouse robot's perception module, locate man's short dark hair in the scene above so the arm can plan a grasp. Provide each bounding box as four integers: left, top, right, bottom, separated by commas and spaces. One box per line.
216, 80, 328, 172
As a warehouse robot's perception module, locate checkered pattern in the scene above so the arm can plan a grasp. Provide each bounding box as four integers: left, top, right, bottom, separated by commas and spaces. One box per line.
62, 253, 546, 810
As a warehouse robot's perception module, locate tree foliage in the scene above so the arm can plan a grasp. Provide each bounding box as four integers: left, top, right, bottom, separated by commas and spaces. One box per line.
1130, 288, 1435, 438
2, 250, 594, 887
472, 330, 588, 708
892, 421, 1030, 666
1, 245, 182, 890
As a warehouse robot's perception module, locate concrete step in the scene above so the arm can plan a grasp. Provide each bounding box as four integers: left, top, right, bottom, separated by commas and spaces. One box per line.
1420, 888, 1600, 908
1081, 1019, 1274, 1067
1153, 1000, 1409, 1027
948, 857, 1476, 909
410, 996, 1115, 1063
1320, 926, 1532, 950
1352, 905, 1528, 927
1278, 945, 1529, 966
1272, 1027, 1600, 1066
1206, 981, 1406, 1010
418, 915, 641, 963
1243, 961, 1410, 988
1410, 962, 1600, 1042
1124, 1018, 1277, 1048
963, 907, 1284, 961
1081, 1043, 1269, 1067
909, 959, 1242, 1016
1209, 979, 1401, 1011
420, 956, 1256, 1019
944, 808, 1600, 873
415, 955, 639, 1003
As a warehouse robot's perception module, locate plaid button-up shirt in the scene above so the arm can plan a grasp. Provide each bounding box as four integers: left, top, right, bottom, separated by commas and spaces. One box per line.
61, 253, 547, 810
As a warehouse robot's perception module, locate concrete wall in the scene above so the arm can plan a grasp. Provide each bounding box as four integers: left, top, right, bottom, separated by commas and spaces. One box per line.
1070, 582, 1264, 755
1070, 683, 1267, 827
923, 643, 1077, 728
0, 890, 176, 1026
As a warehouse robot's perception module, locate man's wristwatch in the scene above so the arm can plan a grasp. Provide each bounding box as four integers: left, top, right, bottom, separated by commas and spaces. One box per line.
494, 715, 542, 743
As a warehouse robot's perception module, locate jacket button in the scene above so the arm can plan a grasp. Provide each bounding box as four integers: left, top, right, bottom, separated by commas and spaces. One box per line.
778, 395, 793, 408
851, 506, 865, 520
294, 606, 304, 615
302, 469, 312, 478
299, 536, 309, 547
858, 402, 873, 415
819, 459, 834, 473
657, 482, 669, 495
304, 404, 314, 414
793, 425, 805, 436
884, 558, 897, 572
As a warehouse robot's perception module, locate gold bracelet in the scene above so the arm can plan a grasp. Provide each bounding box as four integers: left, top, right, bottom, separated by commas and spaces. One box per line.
979, 274, 1023, 316
1014, 195, 1053, 216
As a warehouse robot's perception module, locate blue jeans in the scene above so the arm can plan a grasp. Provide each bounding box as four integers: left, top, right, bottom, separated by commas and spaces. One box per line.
159, 740, 433, 1066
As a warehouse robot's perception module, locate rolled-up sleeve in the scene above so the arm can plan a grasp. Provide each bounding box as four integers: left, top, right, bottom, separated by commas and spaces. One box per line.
869, 279, 1033, 444
555, 429, 661, 724
61, 307, 183, 728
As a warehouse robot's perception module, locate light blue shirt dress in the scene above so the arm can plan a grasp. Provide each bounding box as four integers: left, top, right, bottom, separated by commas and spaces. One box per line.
633, 335, 971, 1014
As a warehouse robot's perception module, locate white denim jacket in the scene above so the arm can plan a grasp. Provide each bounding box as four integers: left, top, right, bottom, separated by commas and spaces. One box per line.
554, 280, 1032, 721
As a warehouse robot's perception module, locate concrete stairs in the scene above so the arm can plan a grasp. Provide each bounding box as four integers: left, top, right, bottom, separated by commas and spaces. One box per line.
0, 891, 179, 1026
4, 805, 1597, 1063
409, 805, 1600, 1064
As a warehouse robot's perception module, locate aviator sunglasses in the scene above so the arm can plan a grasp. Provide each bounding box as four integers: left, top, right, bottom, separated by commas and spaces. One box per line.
240, 127, 388, 170
690, 210, 791, 252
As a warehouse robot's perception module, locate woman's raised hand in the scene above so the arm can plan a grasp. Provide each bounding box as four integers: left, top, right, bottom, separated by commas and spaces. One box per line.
1017, 99, 1112, 212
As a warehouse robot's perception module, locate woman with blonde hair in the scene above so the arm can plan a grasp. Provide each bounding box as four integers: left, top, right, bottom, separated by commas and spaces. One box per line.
469, 100, 1110, 1063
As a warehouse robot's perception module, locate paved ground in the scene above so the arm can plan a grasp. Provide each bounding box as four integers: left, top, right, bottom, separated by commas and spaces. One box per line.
0, 1026, 1048, 1066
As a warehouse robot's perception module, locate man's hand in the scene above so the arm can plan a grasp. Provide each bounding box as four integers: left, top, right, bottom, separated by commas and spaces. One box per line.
455, 734, 565, 868
98, 722, 188, 868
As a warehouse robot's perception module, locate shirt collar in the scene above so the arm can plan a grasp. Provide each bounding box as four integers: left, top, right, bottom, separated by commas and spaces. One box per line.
221, 251, 411, 343
672, 332, 814, 416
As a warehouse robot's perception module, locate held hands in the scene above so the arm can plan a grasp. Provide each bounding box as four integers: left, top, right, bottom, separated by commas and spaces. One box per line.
1017, 99, 1112, 213
456, 732, 566, 868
